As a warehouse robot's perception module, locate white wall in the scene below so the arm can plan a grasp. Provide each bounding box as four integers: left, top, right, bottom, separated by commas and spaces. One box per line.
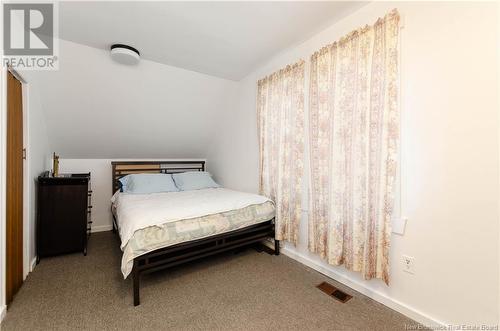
22, 83, 52, 274
25, 39, 238, 159
210, 1, 499, 327
58, 159, 113, 232
207, 85, 260, 193
497, 3, 500, 323
58, 159, 208, 232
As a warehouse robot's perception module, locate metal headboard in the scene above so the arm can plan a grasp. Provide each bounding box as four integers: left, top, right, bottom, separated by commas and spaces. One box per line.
111, 160, 205, 193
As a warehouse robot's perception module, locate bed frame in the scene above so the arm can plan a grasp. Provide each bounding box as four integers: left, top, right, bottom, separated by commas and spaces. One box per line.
111, 161, 279, 306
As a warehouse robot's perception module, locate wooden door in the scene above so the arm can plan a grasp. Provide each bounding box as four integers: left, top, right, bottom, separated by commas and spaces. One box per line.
6, 71, 24, 305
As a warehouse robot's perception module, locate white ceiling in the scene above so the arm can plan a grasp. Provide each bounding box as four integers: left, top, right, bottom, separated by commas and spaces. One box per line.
59, 1, 367, 81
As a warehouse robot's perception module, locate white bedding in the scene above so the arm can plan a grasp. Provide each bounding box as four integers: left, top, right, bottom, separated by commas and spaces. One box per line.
112, 188, 270, 249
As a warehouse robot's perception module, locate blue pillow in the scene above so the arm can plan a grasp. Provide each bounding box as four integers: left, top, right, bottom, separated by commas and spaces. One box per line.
118, 176, 129, 192
119, 173, 179, 194
172, 171, 220, 191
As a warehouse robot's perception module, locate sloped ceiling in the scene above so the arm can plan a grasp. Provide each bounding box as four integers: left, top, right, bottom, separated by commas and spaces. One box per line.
22, 39, 238, 158
21, 1, 367, 159
59, 1, 367, 80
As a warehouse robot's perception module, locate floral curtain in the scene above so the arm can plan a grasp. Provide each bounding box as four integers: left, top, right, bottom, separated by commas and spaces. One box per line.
308, 10, 400, 284
257, 60, 305, 245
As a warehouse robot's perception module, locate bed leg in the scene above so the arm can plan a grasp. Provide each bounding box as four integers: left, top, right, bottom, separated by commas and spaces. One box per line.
133, 262, 140, 306
274, 239, 280, 256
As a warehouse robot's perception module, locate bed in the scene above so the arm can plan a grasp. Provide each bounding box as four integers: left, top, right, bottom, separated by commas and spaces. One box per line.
110, 161, 278, 306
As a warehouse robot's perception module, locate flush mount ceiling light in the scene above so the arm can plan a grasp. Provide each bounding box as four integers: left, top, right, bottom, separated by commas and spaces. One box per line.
110, 44, 140, 65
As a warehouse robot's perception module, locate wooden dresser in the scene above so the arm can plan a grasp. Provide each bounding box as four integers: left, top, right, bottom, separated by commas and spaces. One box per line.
36, 172, 92, 262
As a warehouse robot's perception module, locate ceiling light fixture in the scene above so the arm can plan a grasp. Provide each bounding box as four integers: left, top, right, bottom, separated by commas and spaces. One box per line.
110, 44, 140, 65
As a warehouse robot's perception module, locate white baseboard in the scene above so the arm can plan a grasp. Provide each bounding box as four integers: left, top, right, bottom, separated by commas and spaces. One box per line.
30, 257, 37, 272
0, 305, 6, 323
281, 246, 447, 328
91, 225, 113, 233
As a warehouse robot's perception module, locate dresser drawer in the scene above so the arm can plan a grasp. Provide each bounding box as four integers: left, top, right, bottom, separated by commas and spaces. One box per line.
37, 173, 91, 260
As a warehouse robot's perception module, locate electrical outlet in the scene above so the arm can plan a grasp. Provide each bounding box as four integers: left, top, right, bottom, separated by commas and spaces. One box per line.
402, 255, 415, 274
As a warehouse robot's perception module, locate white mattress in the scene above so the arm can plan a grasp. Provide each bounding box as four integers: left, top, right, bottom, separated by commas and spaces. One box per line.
112, 188, 271, 249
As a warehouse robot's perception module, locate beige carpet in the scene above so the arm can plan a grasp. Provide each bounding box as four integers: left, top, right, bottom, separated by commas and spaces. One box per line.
2, 232, 416, 330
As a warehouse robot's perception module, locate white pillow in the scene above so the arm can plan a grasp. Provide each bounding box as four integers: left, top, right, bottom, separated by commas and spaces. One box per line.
172, 171, 220, 191
119, 173, 179, 194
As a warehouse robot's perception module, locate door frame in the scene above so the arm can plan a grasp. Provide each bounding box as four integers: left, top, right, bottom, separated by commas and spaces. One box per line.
0, 66, 30, 316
